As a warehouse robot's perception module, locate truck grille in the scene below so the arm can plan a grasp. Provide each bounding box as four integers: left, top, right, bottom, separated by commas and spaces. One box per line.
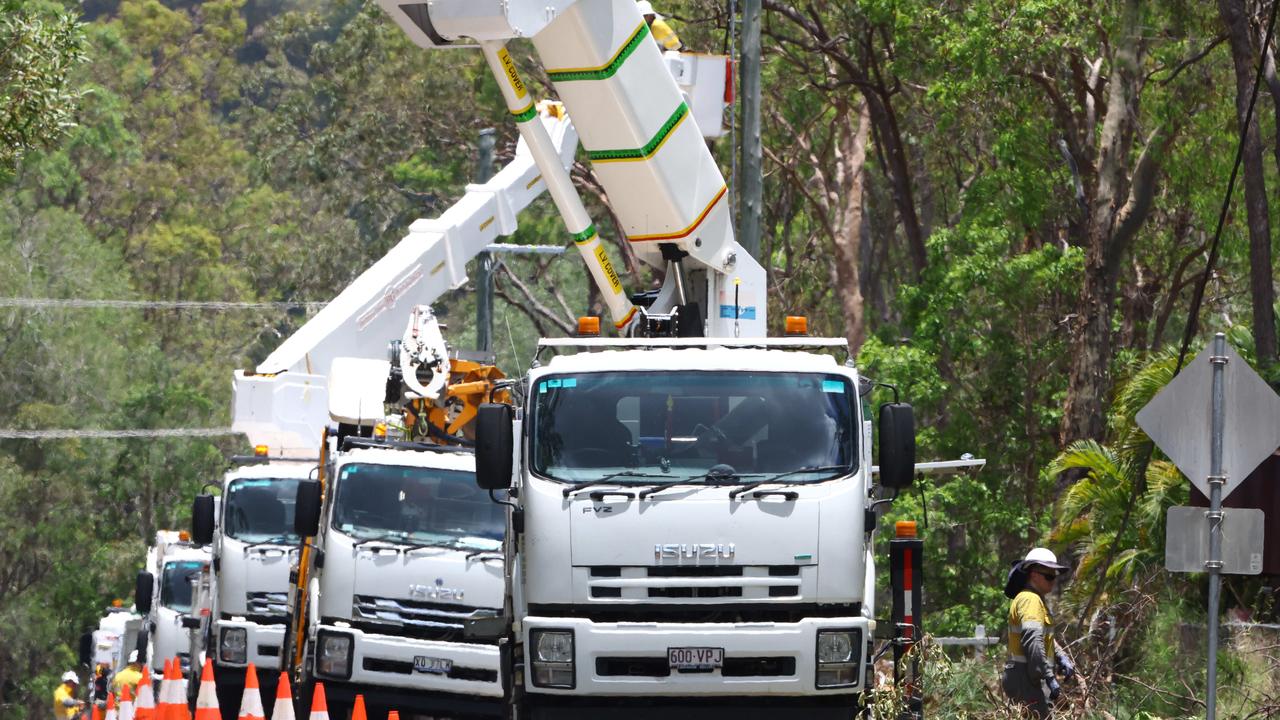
529, 602, 861, 625
246, 591, 289, 617
595, 656, 796, 678
586, 565, 802, 601
350, 595, 497, 645
362, 657, 498, 683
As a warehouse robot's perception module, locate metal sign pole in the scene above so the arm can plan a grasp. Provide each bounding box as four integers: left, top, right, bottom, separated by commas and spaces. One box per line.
1206, 332, 1227, 720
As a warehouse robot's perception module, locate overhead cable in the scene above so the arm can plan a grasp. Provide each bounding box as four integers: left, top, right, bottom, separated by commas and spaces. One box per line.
0, 428, 238, 439
0, 298, 327, 311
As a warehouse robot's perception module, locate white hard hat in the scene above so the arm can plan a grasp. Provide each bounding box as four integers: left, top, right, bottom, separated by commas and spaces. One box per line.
1023, 547, 1068, 572
636, 1, 655, 15
128, 650, 139, 663
62, 671, 79, 684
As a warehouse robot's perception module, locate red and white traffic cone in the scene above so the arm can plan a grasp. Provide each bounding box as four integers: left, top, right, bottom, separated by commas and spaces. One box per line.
307, 683, 328, 720
387, 711, 400, 720
193, 660, 219, 720
104, 692, 118, 720
270, 673, 295, 720
119, 684, 135, 720
156, 660, 173, 720
350, 695, 367, 720
235, 664, 264, 720
134, 666, 155, 720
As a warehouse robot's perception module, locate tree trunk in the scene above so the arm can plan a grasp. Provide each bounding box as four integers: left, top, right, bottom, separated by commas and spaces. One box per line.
832, 103, 872, 353
1221, 0, 1280, 369
1061, 0, 1148, 444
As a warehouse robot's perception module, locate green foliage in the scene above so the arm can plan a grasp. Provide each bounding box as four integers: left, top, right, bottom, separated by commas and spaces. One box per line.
0, 0, 87, 176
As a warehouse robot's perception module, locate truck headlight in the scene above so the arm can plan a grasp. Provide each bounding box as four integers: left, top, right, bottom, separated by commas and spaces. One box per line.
529, 629, 574, 689
219, 627, 248, 665
815, 629, 860, 689
315, 631, 354, 679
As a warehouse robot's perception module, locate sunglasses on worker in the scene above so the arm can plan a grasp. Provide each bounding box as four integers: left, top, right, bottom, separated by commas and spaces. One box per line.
1032, 569, 1058, 581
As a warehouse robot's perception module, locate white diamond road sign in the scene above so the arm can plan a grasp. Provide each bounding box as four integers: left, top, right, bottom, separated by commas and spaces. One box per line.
1136, 343, 1280, 499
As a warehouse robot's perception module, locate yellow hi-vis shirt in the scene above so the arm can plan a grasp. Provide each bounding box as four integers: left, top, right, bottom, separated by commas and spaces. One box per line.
1007, 590, 1055, 678
650, 18, 683, 51
111, 666, 143, 696
53, 683, 79, 720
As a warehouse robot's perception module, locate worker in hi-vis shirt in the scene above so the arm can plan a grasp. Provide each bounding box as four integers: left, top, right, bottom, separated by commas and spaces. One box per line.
1002, 548, 1076, 718
636, 1, 683, 51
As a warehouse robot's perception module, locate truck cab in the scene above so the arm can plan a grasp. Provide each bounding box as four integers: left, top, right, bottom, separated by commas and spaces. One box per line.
290, 434, 507, 717
191, 453, 313, 713
476, 338, 915, 720
136, 531, 212, 680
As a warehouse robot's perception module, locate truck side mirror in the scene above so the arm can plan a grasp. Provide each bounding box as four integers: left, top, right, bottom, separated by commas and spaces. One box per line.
79, 632, 93, 666
135, 571, 154, 614
878, 402, 916, 490
191, 494, 215, 546
295, 479, 322, 537
475, 403, 514, 491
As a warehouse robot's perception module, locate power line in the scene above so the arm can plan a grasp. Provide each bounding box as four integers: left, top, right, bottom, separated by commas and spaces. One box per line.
0, 428, 238, 439
0, 298, 328, 311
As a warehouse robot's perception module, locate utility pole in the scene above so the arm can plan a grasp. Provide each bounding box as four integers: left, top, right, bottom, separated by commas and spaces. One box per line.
474, 128, 497, 354
738, 0, 762, 261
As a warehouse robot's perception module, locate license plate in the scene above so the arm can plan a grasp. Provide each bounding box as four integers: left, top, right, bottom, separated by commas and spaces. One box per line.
413, 656, 453, 675
668, 647, 723, 671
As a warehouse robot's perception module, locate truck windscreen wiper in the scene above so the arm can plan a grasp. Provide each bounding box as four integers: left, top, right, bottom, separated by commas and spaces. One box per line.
726, 464, 852, 501
561, 471, 672, 498
352, 533, 437, 552
240, 536, 296, 553
636, 467, 764, 500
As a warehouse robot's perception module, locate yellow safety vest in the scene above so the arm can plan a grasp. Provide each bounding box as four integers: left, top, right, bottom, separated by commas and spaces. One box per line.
53, 683, 79, 720
111, 666, 143, 696
650, 18, 683, 51
1007, 589, 1055, 660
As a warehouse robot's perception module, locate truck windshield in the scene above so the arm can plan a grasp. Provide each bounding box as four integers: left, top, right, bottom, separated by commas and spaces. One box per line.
530, 371, 858, 482
332, 463, 502, 547
160, 560, 205, 613
224, 477, 301, 543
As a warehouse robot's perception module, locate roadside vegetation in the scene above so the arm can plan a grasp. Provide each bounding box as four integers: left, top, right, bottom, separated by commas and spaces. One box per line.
2, 0, 1278, 717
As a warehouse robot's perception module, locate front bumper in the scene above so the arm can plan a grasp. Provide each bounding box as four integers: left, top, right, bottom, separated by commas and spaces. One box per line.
522, 615, 870, 697
213, 619, 285, 670
311, 623, 503, 699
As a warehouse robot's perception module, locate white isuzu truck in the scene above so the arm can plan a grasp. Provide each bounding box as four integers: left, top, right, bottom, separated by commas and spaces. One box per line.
135, 530, 212, 679
281, 307, 513, 718
190, 450, 313, 714
470, 337, 916, 719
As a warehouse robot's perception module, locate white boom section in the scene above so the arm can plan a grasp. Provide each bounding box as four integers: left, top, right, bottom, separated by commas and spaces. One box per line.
378, 0, 767, 338
231, 113, 578, 455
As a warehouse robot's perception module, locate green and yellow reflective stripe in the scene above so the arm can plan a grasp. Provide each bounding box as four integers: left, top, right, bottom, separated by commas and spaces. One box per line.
510, 101, 537, 122
587, 104, 689, 163
570, 224, 597, 245
547, 23, 649, 82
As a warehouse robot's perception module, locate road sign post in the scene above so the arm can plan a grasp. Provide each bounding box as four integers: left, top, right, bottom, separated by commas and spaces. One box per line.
1137, 332, 1280, 720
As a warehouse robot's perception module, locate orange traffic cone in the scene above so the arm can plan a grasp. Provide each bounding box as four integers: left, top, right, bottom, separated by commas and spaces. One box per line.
119, 684, 135, 720
193, 659, 219, 720
104, 692, 118, 720
270, 673, 296, 720
235, 664, 265, 720
134, 666, 155, 720
308, 683, 328, 720
350, 695, 367, 720
387, 711, 400, 720
156, 660, 173, 720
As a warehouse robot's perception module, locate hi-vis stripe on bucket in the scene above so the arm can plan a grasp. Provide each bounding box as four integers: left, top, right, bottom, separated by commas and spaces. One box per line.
547, 23, 649, 82
587, 104, 689, 163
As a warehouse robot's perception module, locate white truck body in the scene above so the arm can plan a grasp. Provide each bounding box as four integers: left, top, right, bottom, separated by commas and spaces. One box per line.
303, 442, 507, 714
91, 608, 145, 676
142, 531, 212, 677
207, 460, 313, 678
503, 342, 875, 718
